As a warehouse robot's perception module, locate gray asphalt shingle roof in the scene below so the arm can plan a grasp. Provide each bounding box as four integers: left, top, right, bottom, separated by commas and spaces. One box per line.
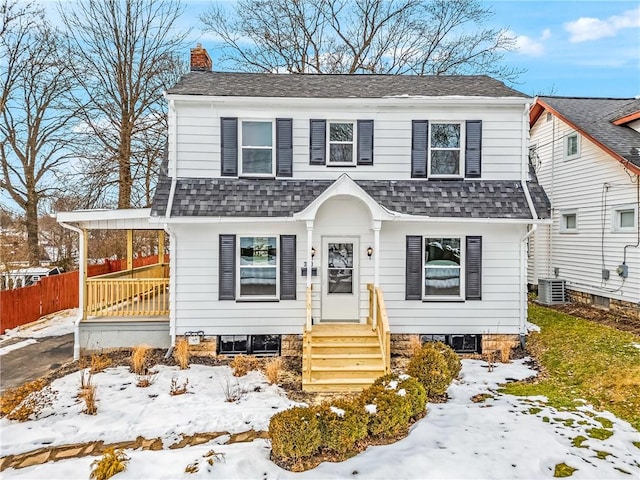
539, 96, 640, 169
166, 72, 529, 99
151, 177, 550, 219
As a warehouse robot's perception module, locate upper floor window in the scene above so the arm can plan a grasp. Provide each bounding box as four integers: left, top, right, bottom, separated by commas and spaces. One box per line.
429, 122, 464, 177
565, 132, 580, 160
240, 120, 274, 176
328, 122, 355, 165
560, 209, 578, 233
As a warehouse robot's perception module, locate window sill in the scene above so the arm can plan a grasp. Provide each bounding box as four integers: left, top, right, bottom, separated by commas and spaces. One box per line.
239, 174, 276, 179
559, 230, 578, 234
427, 176, 464, 181
326, 164, 357, 168
236, 298, 280, 303
422, 298, 465, 303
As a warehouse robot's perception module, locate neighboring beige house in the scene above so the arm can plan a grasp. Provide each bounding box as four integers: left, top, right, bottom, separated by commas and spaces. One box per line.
528, 96, 640, 318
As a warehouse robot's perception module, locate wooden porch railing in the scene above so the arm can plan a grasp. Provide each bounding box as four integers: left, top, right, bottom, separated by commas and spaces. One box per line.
302, 286, 312, 384
367, 283, 391, 374
86, 264, 169, 317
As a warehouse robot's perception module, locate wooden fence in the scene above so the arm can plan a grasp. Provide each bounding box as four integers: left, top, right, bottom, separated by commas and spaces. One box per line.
0, 255, 164, 334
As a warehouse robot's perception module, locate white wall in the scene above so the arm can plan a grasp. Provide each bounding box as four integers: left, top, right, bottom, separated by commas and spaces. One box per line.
171, 207, 526, 336
530, 112, 640, 303
170, 100, 525, 181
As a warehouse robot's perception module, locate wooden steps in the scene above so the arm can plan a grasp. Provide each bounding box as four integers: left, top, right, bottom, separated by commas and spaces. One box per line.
302, 323, 386, 393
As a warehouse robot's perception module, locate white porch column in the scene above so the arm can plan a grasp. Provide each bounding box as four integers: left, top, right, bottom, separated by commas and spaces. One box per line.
306, 220, 314, 289
372, 221, 381, 330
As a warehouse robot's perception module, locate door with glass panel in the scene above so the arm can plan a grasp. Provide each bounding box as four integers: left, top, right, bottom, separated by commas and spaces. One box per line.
321, 237, 359, 322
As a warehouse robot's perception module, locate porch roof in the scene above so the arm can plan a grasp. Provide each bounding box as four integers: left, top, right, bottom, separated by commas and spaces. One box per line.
56, 208, 156, 230
150, 177, 550, 220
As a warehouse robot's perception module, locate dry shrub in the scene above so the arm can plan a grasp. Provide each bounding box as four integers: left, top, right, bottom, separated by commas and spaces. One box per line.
263, 357, 283, 384
0, 379, 46, 417
230, 354, 260, 377
90, 354, 112, 374
6, 385, 56, 422
131, 344, 151, 375
79, 370, 97, 415
409, 336, 423, 356
219, 375, 244, 402
170, 377, 189, 396
136, 373, 157, 388
90, 447, 129, 480
495, 339, 514, 363
174, 338, 190, 370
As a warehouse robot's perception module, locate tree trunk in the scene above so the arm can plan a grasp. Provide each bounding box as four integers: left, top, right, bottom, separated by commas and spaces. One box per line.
25, 187, 40, 266
118, 126, 132, 209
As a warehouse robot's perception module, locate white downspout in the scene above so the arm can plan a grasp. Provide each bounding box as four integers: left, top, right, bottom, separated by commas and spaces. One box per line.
58, 221, 84, 360
164, 224, 178, 347
520, 224, 537, 338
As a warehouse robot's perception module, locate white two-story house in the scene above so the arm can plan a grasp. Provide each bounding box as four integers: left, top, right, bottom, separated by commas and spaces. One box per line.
528, 96, 640, 319
58, 45, 550, 391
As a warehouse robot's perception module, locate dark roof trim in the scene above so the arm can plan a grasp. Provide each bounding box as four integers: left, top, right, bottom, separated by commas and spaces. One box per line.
530, 98, 640, 176
612, 110, 640, 126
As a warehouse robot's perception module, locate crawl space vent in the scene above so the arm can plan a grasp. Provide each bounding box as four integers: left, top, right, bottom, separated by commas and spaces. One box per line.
538, 278, 567, 305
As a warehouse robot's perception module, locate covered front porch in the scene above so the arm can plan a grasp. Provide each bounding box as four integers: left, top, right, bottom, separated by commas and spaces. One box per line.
57, 209, 170, 357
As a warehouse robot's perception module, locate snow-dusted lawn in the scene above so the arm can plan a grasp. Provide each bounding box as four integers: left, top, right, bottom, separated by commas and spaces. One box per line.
2, 358, 639, 479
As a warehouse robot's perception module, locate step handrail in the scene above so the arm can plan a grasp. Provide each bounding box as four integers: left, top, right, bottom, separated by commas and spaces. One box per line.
367, 283, 391, 374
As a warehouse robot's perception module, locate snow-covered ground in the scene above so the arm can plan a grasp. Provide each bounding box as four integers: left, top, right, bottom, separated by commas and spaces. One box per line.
2, 358, 639, 479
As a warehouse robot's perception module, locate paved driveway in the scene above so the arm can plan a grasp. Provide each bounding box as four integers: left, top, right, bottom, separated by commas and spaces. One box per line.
0, 334, 74, 395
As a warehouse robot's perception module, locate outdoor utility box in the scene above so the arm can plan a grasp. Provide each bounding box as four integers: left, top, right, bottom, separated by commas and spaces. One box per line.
538, 278, 567, 305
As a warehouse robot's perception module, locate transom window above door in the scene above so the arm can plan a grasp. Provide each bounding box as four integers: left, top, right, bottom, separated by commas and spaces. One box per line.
240, 120, 274, 176
430, 123, 463, 177
328, 122, 355, 164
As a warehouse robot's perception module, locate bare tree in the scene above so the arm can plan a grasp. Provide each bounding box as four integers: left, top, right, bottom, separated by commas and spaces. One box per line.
0, 1, 78, 266
200, 0, 520, 81
60, 0, 188, 209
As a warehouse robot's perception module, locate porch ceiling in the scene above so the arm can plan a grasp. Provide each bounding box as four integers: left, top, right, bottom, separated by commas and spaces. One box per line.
56, 208, 157, 230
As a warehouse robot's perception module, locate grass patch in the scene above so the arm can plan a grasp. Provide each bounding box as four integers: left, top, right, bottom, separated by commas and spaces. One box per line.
553, 463, 577, 477
595, 450, 611, 460
586, 427, 613, 441
594, 416, 613, 429
542, 416, 550, 423
571, 435, 587, 448
528, 407, 542, 415
633, 441, 640, 450
502, 304, 640, 431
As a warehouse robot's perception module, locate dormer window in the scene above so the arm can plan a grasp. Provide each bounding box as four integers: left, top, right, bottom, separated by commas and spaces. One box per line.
328, 122, 355, 165
429, 122, 464, 177
240, 120, 275, 176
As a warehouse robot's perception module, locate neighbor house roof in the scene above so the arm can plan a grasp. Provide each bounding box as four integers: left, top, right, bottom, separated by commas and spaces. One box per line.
530, 96, 640, 174
166, 72, 529, 99
151, 177, 550, 220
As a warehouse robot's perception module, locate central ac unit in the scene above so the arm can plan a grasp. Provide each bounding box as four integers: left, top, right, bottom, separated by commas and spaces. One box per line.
538, 278, 567, 305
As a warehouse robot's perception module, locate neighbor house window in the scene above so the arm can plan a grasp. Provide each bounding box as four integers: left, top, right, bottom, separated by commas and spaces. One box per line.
560, 210, 578, 233
424, 237, 462, 299
240, 120, 275, 175
565, 132, 580, 160
429, 123, 463, 177
239, 236, 277, 298
612, 204, 638, 232
328, 121, 355, 164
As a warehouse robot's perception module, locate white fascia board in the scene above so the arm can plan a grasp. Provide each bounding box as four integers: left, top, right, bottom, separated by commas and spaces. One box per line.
56, 208, 152, 225
167, 94, 530, 109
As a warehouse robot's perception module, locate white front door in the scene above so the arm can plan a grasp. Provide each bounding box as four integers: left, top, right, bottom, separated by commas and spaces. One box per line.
321, 237, 359, 322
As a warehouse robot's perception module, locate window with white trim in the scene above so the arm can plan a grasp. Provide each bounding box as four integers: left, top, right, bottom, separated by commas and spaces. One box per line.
429, 122, 464, 177
238, 236, 278, 298
240, 120, 275, 175
328, 121, 355, 164
612, 204, 638, 232
560, 210, 578, 233
424, 237, 463, 299
564, 132, 580, 160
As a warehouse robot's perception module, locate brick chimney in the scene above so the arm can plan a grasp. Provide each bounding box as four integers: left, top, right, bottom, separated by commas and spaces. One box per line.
190, 44, 212, 72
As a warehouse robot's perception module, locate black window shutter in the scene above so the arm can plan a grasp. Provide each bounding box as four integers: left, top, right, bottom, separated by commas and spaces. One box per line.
411, 120, 428, 178
309, 119, 326, 165
220, 117, 238, 176
357, 120, 374, 165
406, 235, 423, 300
276, 118, 293, 177
465, 236, 482, 300
280, 235, 297, 300
219, 234, 236, 300
465, 120, 482, 178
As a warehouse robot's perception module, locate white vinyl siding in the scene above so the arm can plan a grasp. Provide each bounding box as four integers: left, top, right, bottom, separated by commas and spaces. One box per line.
529, 111, 640, 303
171, 101, 525, 180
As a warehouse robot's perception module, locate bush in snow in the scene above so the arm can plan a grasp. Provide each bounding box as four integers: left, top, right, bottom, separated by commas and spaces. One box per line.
130, 344, 152, 375
374, 374, 427, 419
173, 338, 190, 370
230, 354, 260, 377
360, 384, 412, 438
269, 406, 322, 466
316, 398, 368, 454
407, 342, 452, 398
432, 341, 462, 380
90, 447, 129, 480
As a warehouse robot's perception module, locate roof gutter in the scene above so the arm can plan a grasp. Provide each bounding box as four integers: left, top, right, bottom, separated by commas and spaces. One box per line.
57, 220, 84, 361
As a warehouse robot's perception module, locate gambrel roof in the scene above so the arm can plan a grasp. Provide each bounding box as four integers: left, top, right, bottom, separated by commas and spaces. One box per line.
151, 176, 550, 220
530, 96, 640, 174
166, 72, 529, 99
